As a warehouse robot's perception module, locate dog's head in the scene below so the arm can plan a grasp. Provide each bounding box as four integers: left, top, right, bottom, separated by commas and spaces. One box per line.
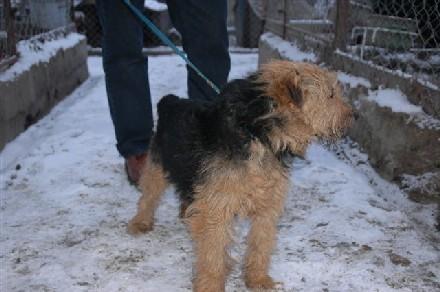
254, 61, 353, 156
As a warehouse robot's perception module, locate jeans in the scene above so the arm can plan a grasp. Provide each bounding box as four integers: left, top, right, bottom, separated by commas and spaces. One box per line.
96, 0, 230, 158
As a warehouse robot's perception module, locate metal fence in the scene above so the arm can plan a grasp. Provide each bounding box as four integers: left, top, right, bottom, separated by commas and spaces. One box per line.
347, 0, 440, 87
1, 0, 18, 68
0, 0, 71, 70
262, 0, 439, 89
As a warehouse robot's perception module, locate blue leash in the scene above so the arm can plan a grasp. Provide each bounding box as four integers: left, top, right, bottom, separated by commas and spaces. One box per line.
122, 0, 221, 95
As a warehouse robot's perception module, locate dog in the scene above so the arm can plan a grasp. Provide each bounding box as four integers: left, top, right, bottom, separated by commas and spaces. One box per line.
127, 60, 353, 291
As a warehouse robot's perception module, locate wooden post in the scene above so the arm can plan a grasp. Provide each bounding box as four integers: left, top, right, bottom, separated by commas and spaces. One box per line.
333, 0, 350, 51
4, 0, 16, 56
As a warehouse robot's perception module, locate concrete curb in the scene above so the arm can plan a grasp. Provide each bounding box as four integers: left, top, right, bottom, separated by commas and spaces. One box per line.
0, 35, 89, 151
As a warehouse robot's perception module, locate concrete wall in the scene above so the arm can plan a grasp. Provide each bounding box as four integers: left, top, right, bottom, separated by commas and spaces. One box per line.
0, 37, 89, 151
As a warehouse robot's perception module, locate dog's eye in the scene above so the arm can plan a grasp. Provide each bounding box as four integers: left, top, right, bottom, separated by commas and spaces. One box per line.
329, 89, 335, 99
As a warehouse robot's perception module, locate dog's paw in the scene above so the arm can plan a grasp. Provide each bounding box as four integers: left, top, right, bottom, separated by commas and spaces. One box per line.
127, 219, 153, 235
245, 275, 283, 291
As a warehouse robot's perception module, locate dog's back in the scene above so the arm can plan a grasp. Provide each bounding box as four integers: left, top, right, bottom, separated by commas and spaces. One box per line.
152, 82, 283, 202
153, 94, 210, 202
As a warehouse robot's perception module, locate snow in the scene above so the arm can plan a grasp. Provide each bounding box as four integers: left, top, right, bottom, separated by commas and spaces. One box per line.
400, 172, 440, 196
260, 32, 317, 62
337, 71, 371, 88
366, 88, 423, 114
313, 0, 335, 19
430, 54, 440, 65
0, 33, 85, 82
1, 54, 439, 291
144, 0, 167, 12
367, 88, 440, 130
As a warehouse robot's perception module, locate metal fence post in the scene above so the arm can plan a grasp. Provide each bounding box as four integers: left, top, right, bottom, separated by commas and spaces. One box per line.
4, 0, 16, 56
333, 0, 350, 51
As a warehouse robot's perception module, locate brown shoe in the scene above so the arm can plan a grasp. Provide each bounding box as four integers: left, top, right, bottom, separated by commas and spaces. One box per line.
125, 153, 147, 185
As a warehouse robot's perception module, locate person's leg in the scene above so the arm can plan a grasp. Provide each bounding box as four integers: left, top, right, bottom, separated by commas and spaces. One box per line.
166, 0, 231, 100
96, 0, 153, 157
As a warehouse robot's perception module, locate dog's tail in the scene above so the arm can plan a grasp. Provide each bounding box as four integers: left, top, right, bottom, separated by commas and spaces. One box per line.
157, 94, 181, 116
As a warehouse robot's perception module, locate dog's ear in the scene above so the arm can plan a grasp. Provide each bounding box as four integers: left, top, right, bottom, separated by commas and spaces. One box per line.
287, 85, 302, 106
286, 69, 302, 106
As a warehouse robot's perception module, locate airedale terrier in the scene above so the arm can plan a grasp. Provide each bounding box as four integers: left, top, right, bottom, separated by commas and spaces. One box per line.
127, 61, 353, 291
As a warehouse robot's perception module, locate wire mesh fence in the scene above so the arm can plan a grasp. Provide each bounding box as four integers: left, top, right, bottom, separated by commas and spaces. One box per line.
1, 0, 17, 65
263, 0, 439, 89
0, 0, 72, 69
348, 0, 440, 88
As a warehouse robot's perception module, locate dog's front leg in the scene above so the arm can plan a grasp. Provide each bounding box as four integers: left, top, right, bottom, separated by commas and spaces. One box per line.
244, 212, 282, 290
186, 200, 234, 292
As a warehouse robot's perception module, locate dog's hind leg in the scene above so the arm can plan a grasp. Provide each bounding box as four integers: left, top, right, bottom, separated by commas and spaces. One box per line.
127, 157, 168, 235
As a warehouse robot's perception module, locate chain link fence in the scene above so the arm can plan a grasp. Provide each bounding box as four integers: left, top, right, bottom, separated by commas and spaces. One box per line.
348, 0, 440, 88
0, 0, 72, 70
262, 0, 439, 89
1, 0, 18, 68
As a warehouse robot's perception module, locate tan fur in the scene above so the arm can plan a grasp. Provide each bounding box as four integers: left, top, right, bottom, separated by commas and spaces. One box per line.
186, 148, 288, 291
258, 61, 353, 156
127, 61, 353, 291
127, 155, 169, 235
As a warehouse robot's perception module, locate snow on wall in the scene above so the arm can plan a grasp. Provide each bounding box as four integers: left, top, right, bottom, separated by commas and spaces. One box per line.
362, 88, 440, 130
335, 49, 439, 91
337, 71, 371, 88
0, 33, 85, 82
400, 172, 440, 196
367, 88, 423, 114
260, 32, 317, 62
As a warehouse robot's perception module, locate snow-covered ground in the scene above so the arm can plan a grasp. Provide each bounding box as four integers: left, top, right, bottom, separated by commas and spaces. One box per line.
1, 54, 439, 292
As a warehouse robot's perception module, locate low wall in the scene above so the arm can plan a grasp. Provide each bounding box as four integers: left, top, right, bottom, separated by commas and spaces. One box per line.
0, 31, 89, 151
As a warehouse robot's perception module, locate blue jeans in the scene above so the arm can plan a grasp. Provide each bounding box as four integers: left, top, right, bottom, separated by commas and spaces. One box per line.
96, 0, 230, 158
